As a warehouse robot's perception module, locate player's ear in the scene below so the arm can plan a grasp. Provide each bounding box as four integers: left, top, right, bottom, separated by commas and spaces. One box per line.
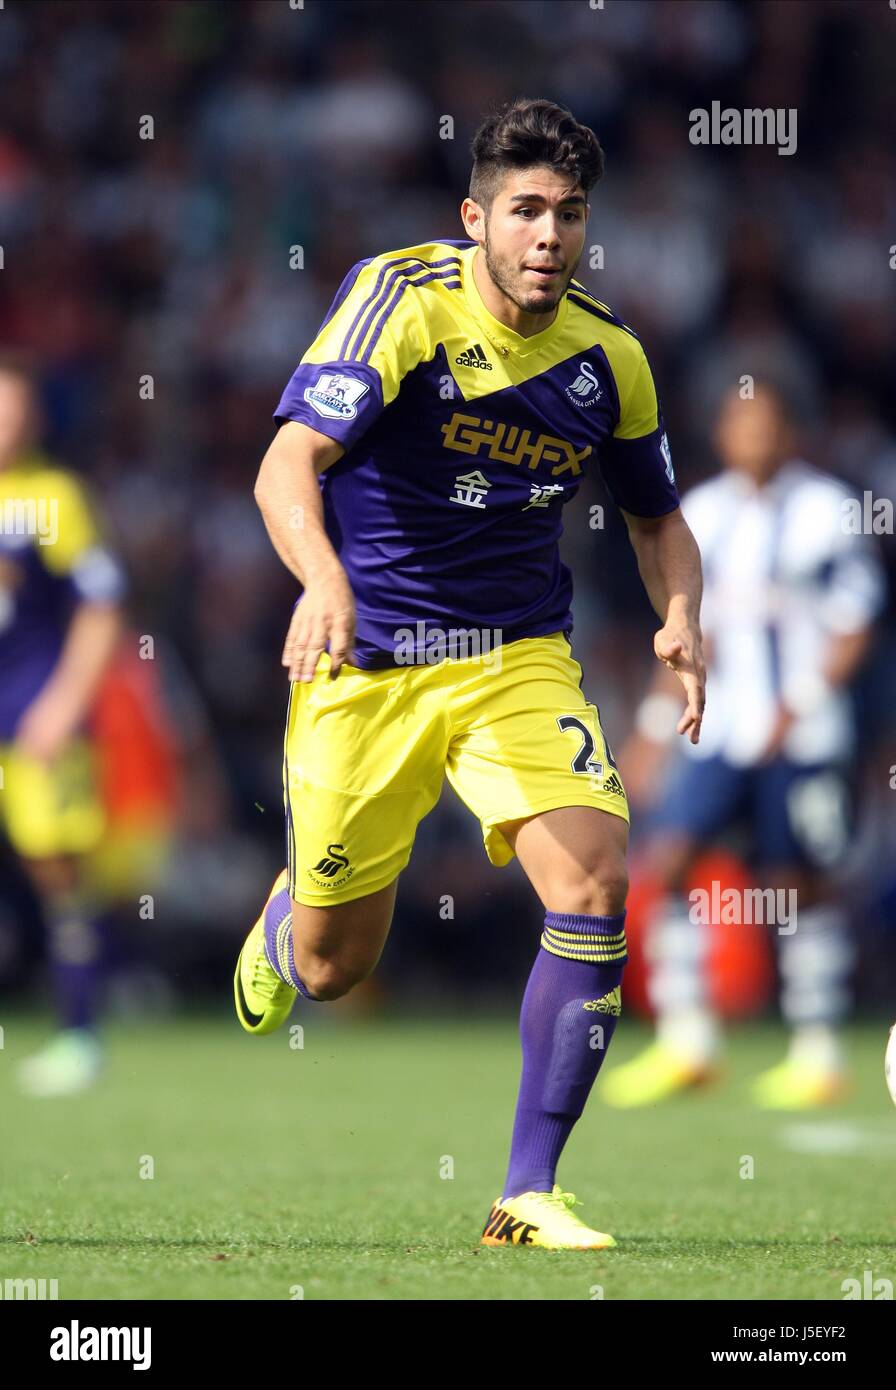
461, 196, 485, 241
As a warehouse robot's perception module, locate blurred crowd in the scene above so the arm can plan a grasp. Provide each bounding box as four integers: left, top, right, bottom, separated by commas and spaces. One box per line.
0, 0, 894, 1006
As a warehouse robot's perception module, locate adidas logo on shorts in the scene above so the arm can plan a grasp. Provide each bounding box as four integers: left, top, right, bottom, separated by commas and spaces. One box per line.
602, 772, 626, 798
455, 343, 492, 370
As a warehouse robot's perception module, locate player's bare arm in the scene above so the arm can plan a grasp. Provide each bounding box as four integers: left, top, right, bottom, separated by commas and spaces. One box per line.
15, 600, 122, 763
254, 420, 355, 683
760, 623, 876, 762
622, 506, 705, 744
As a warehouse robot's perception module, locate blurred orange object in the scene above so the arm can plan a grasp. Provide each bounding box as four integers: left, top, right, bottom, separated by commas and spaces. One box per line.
623, 849, 775, 1018
84, 635, 180, 902
89, 636, 179, 823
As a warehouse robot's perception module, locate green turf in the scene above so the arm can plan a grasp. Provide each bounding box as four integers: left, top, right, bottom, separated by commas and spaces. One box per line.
1, 1010, 894, 1299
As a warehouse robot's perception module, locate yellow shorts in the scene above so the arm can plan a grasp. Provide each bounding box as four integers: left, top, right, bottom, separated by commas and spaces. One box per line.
0, 738, 106, 860
283, 631, 628, 906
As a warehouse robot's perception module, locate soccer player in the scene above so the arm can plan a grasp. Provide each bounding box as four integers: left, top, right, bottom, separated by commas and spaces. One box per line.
603, 381, 884, 1110
0, 355, 126, 1095
235, 98, 705, 1249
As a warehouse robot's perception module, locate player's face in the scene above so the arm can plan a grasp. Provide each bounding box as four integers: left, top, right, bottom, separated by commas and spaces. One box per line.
481, 166, 588, 317
713, 388, 790, 483
0, 373, 33, 469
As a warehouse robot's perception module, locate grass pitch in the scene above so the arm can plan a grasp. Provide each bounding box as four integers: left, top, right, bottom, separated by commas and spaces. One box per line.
1, 1011, 894, 1300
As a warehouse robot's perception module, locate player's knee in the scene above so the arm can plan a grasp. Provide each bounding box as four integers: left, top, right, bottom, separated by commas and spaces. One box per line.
296, 955, 367, 1001
595, 856, 629, 916
552, 853, 629, 917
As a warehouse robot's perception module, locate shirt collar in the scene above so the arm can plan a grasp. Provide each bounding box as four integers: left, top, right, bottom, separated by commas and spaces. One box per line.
460, 244, 568, 360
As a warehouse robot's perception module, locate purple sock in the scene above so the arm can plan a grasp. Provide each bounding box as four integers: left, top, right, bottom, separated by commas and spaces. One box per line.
46, 903, 102, 1032
262, 885, 317, 1000
501, 910, 627, 1203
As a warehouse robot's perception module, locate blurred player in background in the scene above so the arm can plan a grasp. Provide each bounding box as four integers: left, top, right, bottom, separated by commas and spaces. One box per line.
0, 355, 126, 1096
605, 380, 885, 1110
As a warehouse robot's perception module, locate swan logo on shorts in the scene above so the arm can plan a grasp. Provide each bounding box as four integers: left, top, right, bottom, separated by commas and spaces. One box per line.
304, 373, 369, 421
307, 843, 354, 889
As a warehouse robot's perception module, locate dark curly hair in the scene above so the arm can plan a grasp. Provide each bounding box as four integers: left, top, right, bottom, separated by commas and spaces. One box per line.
469, 98, 605, 213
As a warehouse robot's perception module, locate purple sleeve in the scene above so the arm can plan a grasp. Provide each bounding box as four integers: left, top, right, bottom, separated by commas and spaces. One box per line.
273, 360, 385, 451
598, 413, 680, 517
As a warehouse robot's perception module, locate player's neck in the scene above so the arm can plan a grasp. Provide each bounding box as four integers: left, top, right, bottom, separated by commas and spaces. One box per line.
471, 247, 559, 339
732, 458, 790, 490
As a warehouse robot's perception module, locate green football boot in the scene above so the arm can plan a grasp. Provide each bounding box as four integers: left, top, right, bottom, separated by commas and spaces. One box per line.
234, 871, 299, 1036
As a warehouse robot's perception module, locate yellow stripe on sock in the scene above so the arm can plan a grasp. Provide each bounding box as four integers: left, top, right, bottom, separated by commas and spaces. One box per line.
540, 933, 628, 962
543, 928, 627, 943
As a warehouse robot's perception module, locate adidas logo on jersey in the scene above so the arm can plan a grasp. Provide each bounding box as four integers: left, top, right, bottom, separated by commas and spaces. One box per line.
455, 343, 492, 370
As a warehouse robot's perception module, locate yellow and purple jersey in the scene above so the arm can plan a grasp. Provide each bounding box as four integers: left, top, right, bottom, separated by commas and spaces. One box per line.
274, 239, 678, 667
0, 454, 125, 739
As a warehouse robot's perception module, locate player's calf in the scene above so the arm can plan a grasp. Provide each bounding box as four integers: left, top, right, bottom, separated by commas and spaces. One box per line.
234, 874, 396, 1032
291, 954, 366, 1002
290, 883, 397, 1000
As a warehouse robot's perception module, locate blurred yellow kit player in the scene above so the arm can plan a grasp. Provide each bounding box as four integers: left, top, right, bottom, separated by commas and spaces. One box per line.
0, 357, 125, 1095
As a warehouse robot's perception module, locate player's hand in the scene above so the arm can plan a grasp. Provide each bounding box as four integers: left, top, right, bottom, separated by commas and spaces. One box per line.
14, 685, 79, 763
654, 624, 705, 745
282, 564, 356, 683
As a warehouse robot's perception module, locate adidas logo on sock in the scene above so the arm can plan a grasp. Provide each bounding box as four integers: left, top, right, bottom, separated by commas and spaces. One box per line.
583, 985, 622, 1016
455, 343, 492, 369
